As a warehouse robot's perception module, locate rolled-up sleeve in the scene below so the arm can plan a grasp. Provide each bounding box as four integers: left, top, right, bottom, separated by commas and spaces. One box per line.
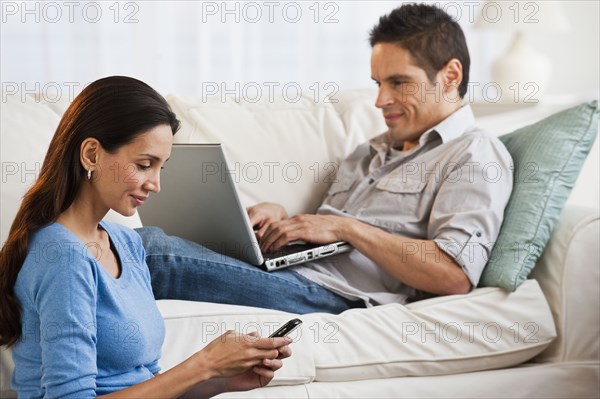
430, 136, 513, 286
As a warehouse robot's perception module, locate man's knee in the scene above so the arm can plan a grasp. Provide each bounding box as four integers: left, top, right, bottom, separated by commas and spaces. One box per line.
135, 226, 169, 253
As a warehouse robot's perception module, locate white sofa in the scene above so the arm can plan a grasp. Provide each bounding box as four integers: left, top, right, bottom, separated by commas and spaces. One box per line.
1, 90, 599, 398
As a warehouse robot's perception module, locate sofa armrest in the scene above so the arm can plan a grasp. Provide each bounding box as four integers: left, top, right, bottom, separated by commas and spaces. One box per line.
531, 205, 600, 363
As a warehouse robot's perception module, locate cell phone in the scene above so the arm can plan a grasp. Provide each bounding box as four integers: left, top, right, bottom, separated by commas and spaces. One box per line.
269, 318, 303, 338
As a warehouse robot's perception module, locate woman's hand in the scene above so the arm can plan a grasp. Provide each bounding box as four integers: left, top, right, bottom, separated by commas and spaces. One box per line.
224, 342, 292, 392
247, 202, 288, 242
178, 333, 292, 399
193, 330, 291, 380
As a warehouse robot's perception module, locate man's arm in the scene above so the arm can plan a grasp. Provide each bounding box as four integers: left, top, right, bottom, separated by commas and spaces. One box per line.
259, 214, 471, 296
346, 218, 471, 295
255, 136, 512, 297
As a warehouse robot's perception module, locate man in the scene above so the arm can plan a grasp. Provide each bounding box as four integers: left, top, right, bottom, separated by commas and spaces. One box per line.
137, 3, 513, 314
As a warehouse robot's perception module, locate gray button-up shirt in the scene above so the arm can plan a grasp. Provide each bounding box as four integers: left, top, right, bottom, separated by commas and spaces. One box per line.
295, 105, 513, 306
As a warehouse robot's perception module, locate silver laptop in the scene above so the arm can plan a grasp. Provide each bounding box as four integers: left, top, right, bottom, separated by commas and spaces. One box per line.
137, 144, 352, 271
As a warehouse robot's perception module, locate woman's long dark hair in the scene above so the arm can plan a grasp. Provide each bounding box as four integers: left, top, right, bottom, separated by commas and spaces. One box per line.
0, 76, 180, 346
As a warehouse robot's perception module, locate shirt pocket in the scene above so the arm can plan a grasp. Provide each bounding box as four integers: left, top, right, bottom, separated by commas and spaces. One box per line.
375, 175, 426, 194
360, 176, 428, 234
323, 169, 358, 209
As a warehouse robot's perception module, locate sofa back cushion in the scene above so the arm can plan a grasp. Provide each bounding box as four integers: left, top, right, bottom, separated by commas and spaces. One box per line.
163, 92, 385, 218
0, 95, 143, 244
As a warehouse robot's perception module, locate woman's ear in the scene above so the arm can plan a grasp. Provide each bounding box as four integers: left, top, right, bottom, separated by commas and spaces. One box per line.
80, 138, 101, 173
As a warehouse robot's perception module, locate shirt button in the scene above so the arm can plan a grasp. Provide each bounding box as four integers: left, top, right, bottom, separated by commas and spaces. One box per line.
368, 178, 375, 184
476, 231, 482, 237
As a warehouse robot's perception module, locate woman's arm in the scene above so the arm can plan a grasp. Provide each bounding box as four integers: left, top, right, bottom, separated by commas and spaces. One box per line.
179, 360, 283, 399
100, 355, 212, 399
99, 332, 292, 399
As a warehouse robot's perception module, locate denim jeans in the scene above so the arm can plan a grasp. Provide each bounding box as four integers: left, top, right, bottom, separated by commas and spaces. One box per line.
135, 227, 363, 314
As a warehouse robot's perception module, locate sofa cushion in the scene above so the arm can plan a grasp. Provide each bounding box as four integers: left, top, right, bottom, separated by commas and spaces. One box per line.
480, 101, 599, 291
311, 280, 555, 381
0, 95, 143, 244
154, 280, 556, 384
164, 94, 349, 217
156, 301, 316, 386
1, 95, 58, 244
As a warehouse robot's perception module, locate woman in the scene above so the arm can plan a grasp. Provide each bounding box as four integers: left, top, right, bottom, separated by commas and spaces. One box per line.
0, 76, 292, 398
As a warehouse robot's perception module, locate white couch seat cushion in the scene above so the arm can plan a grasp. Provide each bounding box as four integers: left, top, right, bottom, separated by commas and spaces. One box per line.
157, 301, 316, 385
157, 279, 556, 384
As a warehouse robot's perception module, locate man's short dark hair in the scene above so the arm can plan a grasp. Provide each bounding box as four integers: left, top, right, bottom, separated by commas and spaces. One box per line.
369, 3, 470, 98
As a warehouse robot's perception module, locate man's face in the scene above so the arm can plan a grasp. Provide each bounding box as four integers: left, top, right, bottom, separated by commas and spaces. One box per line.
371, 43, 452, 149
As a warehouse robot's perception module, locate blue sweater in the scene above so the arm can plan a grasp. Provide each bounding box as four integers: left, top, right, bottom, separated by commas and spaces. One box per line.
11, 221, 165, 398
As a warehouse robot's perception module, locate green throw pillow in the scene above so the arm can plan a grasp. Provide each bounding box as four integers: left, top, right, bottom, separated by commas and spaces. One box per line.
480, 101, 599, 291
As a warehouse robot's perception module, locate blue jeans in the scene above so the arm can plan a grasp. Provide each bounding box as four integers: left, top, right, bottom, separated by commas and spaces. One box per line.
135, 227, 363, 314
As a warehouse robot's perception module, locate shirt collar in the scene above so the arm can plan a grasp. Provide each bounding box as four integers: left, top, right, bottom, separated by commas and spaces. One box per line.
369, 104, 475, 158
430, 104, 475, 144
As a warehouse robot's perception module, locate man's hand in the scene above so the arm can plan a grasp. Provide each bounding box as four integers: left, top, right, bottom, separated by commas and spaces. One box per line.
262, 213, 471, 296
253, 206, 470, 296
247, 202, 288, 242
259, 214, 351, 253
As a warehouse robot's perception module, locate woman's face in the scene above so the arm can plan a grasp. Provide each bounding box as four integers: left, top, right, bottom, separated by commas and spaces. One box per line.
91, 125, 174, 217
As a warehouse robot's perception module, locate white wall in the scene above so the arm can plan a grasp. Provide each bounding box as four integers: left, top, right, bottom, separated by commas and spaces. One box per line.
477, 0, 599, 98
530, 1, 599, 96
1, 1, 598, 102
